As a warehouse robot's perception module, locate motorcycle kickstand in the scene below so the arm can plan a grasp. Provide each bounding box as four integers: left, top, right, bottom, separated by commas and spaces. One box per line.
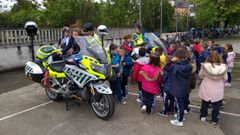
65, 95, 70, 111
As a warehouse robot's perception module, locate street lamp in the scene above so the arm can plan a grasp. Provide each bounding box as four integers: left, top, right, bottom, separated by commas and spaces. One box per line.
139, 0, 142, 24
25, 21, 38, 61
160, 0, 163, 35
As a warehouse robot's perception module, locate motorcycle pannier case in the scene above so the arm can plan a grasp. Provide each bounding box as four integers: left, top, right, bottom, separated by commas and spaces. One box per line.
36, 45, 59, 60
25, 61, 44, 83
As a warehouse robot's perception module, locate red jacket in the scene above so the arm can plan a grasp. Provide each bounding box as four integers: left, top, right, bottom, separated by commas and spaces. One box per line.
193, 43, 201, 55
122, 41, 133, 53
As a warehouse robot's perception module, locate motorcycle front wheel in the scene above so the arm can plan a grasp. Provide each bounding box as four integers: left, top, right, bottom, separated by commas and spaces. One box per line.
91, 94, 115, 120
45, 87, 62, 101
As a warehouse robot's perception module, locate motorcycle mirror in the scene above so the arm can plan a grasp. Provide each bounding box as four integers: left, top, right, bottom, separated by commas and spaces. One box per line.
97, 25, 108, 36
25, 21, 38, 38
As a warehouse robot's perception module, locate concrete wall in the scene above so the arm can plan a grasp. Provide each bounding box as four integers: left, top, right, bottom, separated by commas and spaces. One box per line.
0, 45, 42, 72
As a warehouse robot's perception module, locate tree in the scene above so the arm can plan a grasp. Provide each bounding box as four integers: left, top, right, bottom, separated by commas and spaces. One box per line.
192, 0, 240, 28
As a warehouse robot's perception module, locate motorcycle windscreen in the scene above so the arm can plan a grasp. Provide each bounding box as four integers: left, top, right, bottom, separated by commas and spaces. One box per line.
75, 36, 108, 64
144, 33, 166, 52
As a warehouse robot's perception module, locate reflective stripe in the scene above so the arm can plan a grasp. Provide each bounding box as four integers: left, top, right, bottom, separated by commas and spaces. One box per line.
94, 33, 102, 46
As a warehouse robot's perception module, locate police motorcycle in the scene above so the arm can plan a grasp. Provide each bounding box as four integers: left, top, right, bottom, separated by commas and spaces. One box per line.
25, 24, 115, 120
131, 33, 166, 60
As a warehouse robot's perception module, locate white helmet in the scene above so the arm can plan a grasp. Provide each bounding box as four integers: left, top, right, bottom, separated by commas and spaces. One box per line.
97, 25, 108, 35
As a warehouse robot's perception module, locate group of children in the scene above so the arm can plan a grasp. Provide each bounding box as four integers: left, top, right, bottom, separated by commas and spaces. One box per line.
108, 33, 236, 127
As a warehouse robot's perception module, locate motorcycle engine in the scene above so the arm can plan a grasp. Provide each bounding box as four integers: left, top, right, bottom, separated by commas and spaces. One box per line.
77, 87, 91, 100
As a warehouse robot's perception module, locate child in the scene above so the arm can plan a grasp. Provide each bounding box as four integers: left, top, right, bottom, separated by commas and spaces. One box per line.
109, 43, 126, 104
122, 34, 134, 54
224, 44, 235, 87
199, 50, 228, 125
140, 53, 162, 113
118, 46, 134, 99
132, 47, 149, 103
157, 59, 175, 117
167, 49, 192, 127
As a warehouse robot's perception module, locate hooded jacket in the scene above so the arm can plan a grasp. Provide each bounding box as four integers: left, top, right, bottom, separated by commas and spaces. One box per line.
227, 51, 236, 68
141, 64, 162, 94
132, 56, 149, 82
198, 63, 228, 102
167, 60, 192, 98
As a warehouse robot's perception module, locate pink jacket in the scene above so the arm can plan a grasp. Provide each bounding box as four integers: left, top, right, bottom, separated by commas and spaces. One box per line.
198, 63, 228, 102
227, 52, 235, 68
141, 64, 162, 95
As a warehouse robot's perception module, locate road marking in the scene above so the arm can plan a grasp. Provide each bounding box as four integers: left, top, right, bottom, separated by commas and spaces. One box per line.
0, 101, 53, 121
0, 92, 239, 121
128, 92, 240, 117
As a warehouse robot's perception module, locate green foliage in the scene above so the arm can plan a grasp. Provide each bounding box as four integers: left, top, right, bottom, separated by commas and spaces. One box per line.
192, 0, 240, 28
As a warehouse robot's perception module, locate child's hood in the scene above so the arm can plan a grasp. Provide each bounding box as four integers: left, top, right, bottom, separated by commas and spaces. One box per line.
228, 51, 236, 57
201, 63, 227, 79
142, 64, 160, 78
136, 57, 149, 65
173, 60, 192, 78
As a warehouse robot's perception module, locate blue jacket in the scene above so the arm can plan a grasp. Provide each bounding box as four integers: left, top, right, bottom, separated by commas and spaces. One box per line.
199, 50, 208, 63
122, 53, 133, 77
111, 52, 121, 74
166, 60, 192, 98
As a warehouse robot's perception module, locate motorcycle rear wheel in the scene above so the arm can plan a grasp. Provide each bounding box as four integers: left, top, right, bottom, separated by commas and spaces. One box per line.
91, 94, 115, 120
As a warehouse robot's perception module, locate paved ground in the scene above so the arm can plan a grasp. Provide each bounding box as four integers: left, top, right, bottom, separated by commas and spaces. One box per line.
0, 83, 227, 135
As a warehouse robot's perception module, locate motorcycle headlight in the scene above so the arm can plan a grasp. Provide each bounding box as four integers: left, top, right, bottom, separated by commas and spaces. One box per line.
91, 63, 107, 75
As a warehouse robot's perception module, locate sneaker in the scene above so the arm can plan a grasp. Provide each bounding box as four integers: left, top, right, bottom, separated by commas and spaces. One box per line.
224, 83, 231, 87
200, 117, 206, 122
184, 110, 188, 114
158, 111, 168, 117
120, 100, 127, 105
174, 114, 185, 121
141, 105, 146, 113
136, 98, 142, 103
212, 122, 218, 125
170, 119, 183, 127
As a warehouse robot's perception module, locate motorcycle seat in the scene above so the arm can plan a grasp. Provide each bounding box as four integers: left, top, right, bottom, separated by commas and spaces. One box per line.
49, 61, 65, 72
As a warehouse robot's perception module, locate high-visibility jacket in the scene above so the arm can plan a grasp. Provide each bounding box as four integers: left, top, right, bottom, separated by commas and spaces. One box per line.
133, 33, 144, 47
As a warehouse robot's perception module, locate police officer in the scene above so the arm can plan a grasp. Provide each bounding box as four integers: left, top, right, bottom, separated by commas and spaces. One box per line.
133, 23, 147, 47
82, 22, 102, 45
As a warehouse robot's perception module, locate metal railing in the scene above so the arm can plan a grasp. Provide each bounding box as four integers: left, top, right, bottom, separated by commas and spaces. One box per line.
0, 29, 62, 47
0, 28, 134, 47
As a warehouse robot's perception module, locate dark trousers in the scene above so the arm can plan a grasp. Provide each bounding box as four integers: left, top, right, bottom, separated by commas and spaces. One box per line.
176, 97, 185, 122
142, 90, 155, 113
162, 91, 175, 113
200, 100, 220, 123
183, 94, 191, 112
109, 77, 122, 102
227, 72, 232, 83
121, 75, 128, 97
138, 82, 143, 101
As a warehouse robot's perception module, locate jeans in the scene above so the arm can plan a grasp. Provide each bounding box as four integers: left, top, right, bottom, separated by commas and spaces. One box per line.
162, 91, 175, 113
227, 72, 232, 83
138, 82, 143, 101
200, 100, 220, 123
176, 97, 185, 122
142, 90, 155, 113
121, 75, 128, 97
109, 77, 123, 102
